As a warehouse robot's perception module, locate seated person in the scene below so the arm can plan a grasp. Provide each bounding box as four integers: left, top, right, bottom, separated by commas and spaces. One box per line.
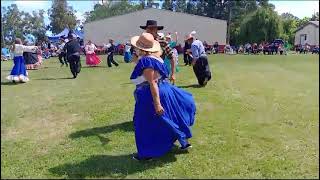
258, 43, 264, 54
213, 42, 219, 54
245, 43, 252, 54
278, 44, 284, 55
312, 46, 319, 54
252, 43, 258, 54
238, 45, 244, 54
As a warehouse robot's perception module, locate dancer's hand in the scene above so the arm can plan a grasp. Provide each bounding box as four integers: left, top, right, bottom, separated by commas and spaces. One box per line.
154, 104, 165, 115
170, 74, 175, 83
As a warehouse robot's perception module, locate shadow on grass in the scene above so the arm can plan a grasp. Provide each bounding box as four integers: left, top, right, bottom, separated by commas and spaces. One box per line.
48, 152, 178, 178
70, 121, 133, 140
34, 77, 74, 80
54, 121, 183, 178
177, 84, 202, 88
82, 66, 106, 69
1, 81, 19, 86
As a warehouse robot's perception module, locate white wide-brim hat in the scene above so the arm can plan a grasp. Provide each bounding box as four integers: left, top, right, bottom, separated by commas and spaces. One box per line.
131, 32, 161, 52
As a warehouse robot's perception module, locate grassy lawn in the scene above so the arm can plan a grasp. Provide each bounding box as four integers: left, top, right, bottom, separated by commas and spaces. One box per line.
1, 54, 319, 179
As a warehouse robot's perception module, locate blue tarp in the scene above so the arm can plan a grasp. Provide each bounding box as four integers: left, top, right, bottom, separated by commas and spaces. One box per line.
47, 28, 84, 41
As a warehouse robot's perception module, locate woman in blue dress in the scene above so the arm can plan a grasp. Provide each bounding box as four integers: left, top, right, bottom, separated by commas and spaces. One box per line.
130, 33, 196, 161
6, 38, 38, 83
124, 42, 132, 63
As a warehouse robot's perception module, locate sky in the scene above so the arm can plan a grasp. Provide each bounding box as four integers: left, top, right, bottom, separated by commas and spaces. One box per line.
1, 0, 319, 35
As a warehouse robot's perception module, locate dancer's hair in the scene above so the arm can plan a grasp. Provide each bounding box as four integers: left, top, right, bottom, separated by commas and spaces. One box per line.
12, 38, 23, 52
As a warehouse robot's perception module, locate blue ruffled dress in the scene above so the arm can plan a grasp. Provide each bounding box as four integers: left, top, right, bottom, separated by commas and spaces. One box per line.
130, 56, 196, 158
6, 56, 29, 82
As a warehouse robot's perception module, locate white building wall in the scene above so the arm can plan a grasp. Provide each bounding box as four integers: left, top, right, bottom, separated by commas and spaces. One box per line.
84, 8, 227, 46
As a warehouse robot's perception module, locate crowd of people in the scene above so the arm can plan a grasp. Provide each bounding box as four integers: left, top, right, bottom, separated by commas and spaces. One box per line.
4, 18, 320, 162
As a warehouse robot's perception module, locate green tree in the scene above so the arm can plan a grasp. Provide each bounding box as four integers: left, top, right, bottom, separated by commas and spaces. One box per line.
311, 12, 319, 21
162, 0, 172, 11
48, 0, 77, 34
175, 0, 187, 12
85, 1, 143, 23
1, 4, 46, 47
146, 0, 154, 8
196, 0, 207, 16
239, 7, 283, 43
1, 4, 24, 46
297, 17, 311, 28
186, 0, 197, 15
280, 13, 299, 44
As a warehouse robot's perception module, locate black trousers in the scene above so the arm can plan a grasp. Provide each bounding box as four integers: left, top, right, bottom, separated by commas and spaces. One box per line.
67, 55, 81, 77
58, 52, 68, 66
193, 55, 212, 86
183, 53, 192, 65
107, 54, 119, 67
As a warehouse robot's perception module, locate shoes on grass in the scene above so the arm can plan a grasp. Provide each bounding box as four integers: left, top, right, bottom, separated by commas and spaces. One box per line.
132, 155, 153, 161
180, 143, 192, 151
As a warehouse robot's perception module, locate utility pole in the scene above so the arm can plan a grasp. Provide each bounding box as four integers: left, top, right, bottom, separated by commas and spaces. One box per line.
227, 7, 232, 44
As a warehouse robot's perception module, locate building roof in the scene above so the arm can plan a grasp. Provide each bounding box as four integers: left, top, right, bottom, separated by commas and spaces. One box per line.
84, 8, 226, 26
310, 21, 319, 26
83, 7, 227, 45
295, 21, 319, 33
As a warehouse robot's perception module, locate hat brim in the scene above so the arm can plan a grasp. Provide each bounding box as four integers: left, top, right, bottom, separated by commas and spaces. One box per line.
185, 36, 194, 41
131, 36, 161, 53
140, 25, 164, 30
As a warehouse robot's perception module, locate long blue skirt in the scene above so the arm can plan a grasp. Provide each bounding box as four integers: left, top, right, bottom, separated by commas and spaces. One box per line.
6, 56, 29, 82
124, 52, 132, 63
133, 81, 196, 158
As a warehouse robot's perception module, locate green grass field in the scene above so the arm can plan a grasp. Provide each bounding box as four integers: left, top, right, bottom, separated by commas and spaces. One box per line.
1, 54, 319, 179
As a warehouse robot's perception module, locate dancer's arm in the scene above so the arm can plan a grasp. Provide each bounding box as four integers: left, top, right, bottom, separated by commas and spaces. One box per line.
23, 45, 38, 53
143, 68, 164, 115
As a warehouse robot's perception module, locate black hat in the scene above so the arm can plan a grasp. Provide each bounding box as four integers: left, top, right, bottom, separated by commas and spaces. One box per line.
140, 20, 164, 30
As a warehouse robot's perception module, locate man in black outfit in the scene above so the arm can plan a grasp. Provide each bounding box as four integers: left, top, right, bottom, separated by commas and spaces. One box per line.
63, 33, 81, 78
58, 37, 68, 67
183, 39, 192, 66
106, 39, 119, 67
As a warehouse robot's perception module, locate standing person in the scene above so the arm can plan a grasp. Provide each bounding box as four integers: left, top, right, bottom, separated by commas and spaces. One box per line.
104, 39, 119, 67
58, 37, 68, 67
134, 20, 176, 84
23, 41, 39, 70
6, 38, 38, 83
130, 33, 196, 161
186, 34, 212, 87
184, 39, 192, 66
283, 41, 289, 55
162, 32, 179, 83
36, 42, 43, 66
85, 40, 101, 66
63, 33, 81, 79
124, 42, 132, 63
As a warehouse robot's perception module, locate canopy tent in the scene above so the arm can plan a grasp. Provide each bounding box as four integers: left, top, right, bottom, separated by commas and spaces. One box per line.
47, 28, 84, 42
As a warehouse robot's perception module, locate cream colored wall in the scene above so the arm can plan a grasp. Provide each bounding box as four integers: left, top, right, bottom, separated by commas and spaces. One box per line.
295, 24, 319, 46
84, 8, 227, 46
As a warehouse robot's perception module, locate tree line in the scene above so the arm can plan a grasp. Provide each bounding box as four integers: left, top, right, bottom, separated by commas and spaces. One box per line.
1, 0, 319, 48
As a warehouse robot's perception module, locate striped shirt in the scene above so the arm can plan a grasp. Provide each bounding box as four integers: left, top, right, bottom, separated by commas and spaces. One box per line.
156, 36, 174, 61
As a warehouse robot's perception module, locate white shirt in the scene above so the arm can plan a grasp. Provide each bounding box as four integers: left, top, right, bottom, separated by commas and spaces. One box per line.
14, 44, 37, 56
85, 44, 97, 54
125, 45, 131, 52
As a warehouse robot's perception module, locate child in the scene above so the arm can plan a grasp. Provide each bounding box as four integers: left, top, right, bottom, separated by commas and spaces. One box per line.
6, 38, 38, 83
124, 42, 132, 63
